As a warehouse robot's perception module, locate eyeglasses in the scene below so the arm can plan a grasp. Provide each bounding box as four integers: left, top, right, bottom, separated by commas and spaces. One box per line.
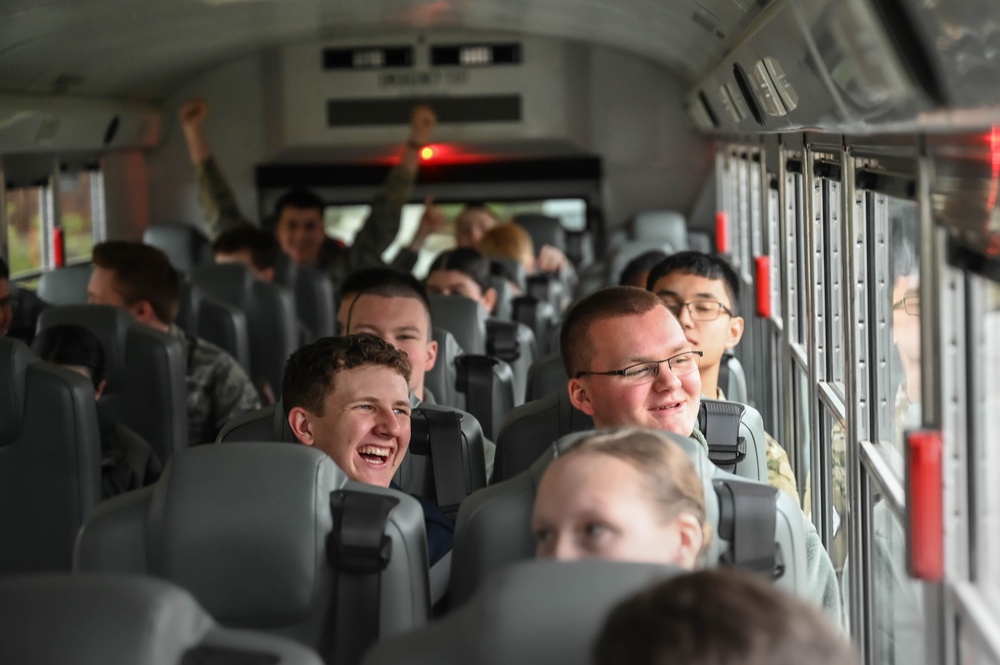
575, 350, 704, 384
661, 298, 734, 321
892, 295, 920, 316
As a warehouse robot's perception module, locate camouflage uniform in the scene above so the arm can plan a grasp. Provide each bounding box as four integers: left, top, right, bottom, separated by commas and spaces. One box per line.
196, 157, 417, 285
716, 388, 799, 506
171, 325, 261, 445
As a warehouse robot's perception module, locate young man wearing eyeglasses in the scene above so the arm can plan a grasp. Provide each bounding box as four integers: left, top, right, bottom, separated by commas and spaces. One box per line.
644, 251, 798, 504
560, 285, 840, 624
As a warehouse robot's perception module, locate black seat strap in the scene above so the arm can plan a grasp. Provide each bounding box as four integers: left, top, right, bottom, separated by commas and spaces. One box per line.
719, 350, 733, 399
423, 409, 468, 517
699, 399, 746, 473
511, 295, 542, 336
714, 479, 785, 578
486, 320, 520, 362
322, 490, 400, 665
181, 646, 280, 665
455, 355, 496, 439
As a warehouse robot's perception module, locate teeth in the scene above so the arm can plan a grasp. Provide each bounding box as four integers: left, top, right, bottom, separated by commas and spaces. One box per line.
358, 445, 389, 457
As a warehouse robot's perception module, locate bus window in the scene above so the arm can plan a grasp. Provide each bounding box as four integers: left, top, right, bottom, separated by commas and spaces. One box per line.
58, 170, 102, 265
824, 178, 845, 390
878, 196, 920, 476
974, 276, 1000, 618
5, 185, 46, 277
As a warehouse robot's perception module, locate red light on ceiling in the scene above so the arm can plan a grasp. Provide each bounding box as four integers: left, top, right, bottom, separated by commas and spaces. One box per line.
420, 146, 436, 161
987, 125, 1000, 211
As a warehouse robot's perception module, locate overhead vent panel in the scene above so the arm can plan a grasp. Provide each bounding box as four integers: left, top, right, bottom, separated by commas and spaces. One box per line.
430, 43, 522, 67
322, 46, 414, 70
326, 95, 522, 127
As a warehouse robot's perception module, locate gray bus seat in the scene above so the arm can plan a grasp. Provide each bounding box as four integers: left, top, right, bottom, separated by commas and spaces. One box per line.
426, 327, 464, 408
608, 240, 675, 288
143, 223, 213, 273
513, 213, 566, 252
525, 272, 565, 314
75, 444, 431, 656
449, 430, 807, 607
490, 257, 526, 291
429, 294, 487, 355
175, 280, 251, 373
453, 355, 516, 441
36, 264, 92, 306
0, 337, 101, 574
274, 255, 337, 340
5, 283, 48, 344
488, 274, 514, 321
0, 575, 322, 665
492, 392, 768, 484
486, 318, 537, 406
510, 295, 557, 356
631, 210, 690, 251
363, 560, 681, 665
524, 352, 567, 403
191, 263, 297, 400
217, 401, 488, 516
37, 304, 188, 463
564, 229, 595, 267
688, 229, 714, 254
720, 349, 749, 404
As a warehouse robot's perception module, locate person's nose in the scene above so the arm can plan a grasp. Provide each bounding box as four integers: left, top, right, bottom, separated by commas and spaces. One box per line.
375, 407, 403, 438
550, 534, 581, 561
676, 303, 696, 328
653, 361, 682, 391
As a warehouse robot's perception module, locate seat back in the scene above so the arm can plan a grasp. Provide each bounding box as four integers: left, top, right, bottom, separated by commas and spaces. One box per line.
493, 392, 768, 484
486, 319, 537, 406
143, 223, 213, 273
453, 355, 516, 441
0, 575, 323, 665
6, 283, 48, 342
175, 281, 251, 373
36, 264, 92, 306
721, 350, 749, 404
631, 210, 689, 250
428, 294, 487, 355
75, 444, 431, 652
513, 213, 565, 252
564, 229, 595, 267
524, 352, 567, 403
425, 327, 464, 408
191, 263, 298, 399
217, 401, 488, 514
488, 274, 515, 321
608, 240, 675, 286
450, 430, 807, 607
510, 296, 557, 356
0, 338, 102, 573
274, 256, 337, 340
363, 561, 680, 665
689, 229, 714, 253
37, 305, 188, 463
490, 257, 526, 291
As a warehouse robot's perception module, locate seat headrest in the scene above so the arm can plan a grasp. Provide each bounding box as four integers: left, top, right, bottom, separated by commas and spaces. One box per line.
513, 214, 566, 252
143, 223, 213, 272
36, 305, 138, 392
631, 210, 689, 250
150, 444, 349, 626
609, 240, 675, 284
0, 574, 322, 665
429, 294, 488, 355
0, 338, 34, 444
191, 263, 256, 305
36, 264, 92, 306
364, 560, 680, 665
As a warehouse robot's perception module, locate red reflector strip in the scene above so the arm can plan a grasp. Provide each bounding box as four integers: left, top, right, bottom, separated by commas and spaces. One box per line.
52, 227, 65, 267
906, 430, 943, 581
754, 256, 771, 318
715, 211, 729, 254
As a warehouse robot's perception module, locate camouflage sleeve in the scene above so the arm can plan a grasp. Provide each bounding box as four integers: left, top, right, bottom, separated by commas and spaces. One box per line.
329, 164, 416, 284
210, 352, 262, 436
765, 432, 800, 507
195, 157, 250, 239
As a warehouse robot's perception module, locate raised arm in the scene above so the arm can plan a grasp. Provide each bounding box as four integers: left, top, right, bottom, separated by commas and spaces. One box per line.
180, 98, 251, 237
335, 105, 438, 281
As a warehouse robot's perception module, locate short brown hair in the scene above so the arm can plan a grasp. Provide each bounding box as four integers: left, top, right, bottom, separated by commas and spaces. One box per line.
282, 333, 412, 416
562, 428, 711, 556
92, 241, 180, 324
478, 223, 534, 270
595, 569, 856, 665
559, 287, 665, 376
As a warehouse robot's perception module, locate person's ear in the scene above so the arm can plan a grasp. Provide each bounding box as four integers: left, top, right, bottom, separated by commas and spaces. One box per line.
483, 287, 498, 314
567, 378, 596, 417
95, 379, 107, 400
287, 407, 315, 445
129, 300, 158, 326
260, 267, 275, 282
670, 513, 705, 570
725, 315, 745, 349
424, 339, 438, 372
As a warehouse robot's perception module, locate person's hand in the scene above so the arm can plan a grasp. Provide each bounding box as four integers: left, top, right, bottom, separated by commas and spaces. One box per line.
537, 244, 569, 274
179, 98, 209, 130
409, 105, 437, 147
410, 195, 449, 249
